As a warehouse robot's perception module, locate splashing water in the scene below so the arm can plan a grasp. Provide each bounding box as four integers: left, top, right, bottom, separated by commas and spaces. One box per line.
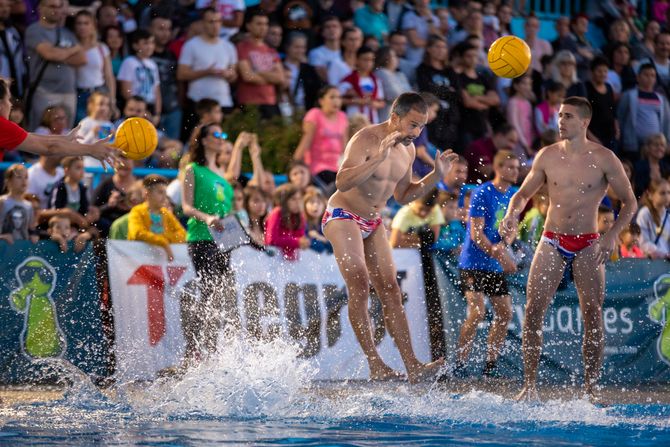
1, 335, 670, 446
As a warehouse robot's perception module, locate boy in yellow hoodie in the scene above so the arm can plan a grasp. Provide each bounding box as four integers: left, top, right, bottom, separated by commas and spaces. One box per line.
128, 174, 186, 261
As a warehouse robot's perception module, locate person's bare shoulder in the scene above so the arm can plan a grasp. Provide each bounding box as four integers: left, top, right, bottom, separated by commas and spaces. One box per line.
533, 142, 562, 166
589, 142, 620, 168
346, 124, 383, 155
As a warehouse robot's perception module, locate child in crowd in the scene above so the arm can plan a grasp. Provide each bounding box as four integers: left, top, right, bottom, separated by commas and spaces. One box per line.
518, 190, 549, 249
128, 175, 186, 262
507, 73, 536, 161
636, 179, 670, 259
78, 92, 115, 144
340, 46, 385, 124
619, 222, 646, 258
432, 192, 466, 256
390, 188, 445, 248
118, 30, 161, 126
303, 187, 332, 253
287, 160, 312, 194
231, 181, 248, 226
48, 215, 92, 253
598, 205, 620, 261
108, 180, 145, 240
0, 165, 37, 244
243, 185, 269, 248
265, 183, 309, 260
188, 99, 224, 144
534, 80, 565, 135
49, 156, 90, 218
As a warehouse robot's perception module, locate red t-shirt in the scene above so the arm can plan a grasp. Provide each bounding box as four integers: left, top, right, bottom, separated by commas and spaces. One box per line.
235, 39, 279, 106
0, 116, 28, 159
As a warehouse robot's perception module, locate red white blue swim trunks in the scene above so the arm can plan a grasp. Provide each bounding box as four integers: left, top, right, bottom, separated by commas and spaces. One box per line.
321, 206, 383, 239
541, 231, 599, 263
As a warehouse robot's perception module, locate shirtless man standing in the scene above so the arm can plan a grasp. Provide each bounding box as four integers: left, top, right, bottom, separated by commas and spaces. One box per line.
499, 97, 637, 400
323, 92, 457, 383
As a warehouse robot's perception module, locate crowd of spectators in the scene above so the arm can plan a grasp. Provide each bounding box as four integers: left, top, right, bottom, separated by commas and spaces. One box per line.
0, 0, 669, 266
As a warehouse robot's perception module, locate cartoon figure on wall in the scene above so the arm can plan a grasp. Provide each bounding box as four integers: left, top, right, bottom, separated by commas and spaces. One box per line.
650, 274, 670, 365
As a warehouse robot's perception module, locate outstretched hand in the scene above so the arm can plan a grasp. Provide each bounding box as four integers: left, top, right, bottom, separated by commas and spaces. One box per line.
432, 149, 459, 178
91, 134, 120, 172
377, 131, 402, 161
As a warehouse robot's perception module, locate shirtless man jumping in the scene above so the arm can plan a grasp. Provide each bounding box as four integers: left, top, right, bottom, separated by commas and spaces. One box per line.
499, 97, 637, 400
323, 92, 457, 383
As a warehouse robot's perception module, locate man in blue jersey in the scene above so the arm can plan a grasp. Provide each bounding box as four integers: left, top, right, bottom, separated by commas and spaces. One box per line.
455, 150, 520, 377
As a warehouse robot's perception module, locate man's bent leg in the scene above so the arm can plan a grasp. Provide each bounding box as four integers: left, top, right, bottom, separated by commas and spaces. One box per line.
486, 294, 513, 364
517, 243, 566, 400
324, 219, 396, 379
363, 225, 443, 383
572, 245, 606, 398
457, 291, 486, 365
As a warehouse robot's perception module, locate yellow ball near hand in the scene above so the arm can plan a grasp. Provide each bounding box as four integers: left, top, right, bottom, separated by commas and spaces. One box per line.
487, 36, 532, 79
113, 117, 158, 160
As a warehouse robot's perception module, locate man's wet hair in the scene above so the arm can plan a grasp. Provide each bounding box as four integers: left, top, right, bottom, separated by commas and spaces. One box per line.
390, 93, 427, 117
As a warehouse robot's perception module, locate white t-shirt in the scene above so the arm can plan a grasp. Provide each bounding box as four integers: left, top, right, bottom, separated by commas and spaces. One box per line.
327, 58, 353, 86
196, 0, 246, 40
308, 45, 343, 71
166, 178, 182, 208
77, 44, 109, 89
178, 36, 238, 107
27, 163, 64, 209
117, 56, 160, 104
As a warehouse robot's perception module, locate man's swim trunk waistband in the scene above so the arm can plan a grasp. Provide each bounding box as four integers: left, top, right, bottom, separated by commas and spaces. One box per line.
541, 231, 600, 262
321, 206, 383, 239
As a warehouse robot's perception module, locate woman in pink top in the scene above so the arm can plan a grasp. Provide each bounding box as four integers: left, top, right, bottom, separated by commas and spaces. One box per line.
265, 183, 309, 261
506, 74, 536, 161
293, 86, 349, 190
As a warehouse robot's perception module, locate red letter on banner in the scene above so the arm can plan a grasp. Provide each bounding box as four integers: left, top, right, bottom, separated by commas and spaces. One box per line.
127, 265, 165, 346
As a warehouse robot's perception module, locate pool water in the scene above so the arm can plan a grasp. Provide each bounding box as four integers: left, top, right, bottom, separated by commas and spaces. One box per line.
1, 338, 669, 446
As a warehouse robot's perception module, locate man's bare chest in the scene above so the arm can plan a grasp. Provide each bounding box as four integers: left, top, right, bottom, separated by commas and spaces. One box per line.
545, 159, 606, 194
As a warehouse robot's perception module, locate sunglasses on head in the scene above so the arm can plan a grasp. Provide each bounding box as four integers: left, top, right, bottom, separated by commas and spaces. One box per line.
211, 131, 228, 140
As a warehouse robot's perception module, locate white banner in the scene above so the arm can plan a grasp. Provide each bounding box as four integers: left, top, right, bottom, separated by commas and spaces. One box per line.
108, 241, 431, 381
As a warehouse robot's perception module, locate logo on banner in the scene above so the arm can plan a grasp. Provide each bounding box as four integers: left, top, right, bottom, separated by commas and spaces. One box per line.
650, 274, 670, 365
9, 257, 66, 358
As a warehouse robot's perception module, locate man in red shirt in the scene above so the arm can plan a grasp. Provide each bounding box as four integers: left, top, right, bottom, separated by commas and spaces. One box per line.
0, 78, 117, 167
236, 11, 285, 119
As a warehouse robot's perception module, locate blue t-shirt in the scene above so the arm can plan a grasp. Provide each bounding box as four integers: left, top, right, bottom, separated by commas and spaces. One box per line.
458, 181, 517, 272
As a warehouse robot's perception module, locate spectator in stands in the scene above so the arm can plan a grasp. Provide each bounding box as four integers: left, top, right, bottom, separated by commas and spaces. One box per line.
549, 50, 587, 98
506, 73, 536, 163
282, 32, 324, 112
236, 11, 285, 119
633, 20, 660, 61
102, 25, 124, 77
96, 3, 137, 36
114, 95, 151, 129
176, 7, 238, 133
431, 191, 465, 256
72, 10, 115, 123
47, 214, 91, 252
181, 122, 237, 367
34, 104, 70, 137
308, 16, 343, 81
150, 15, 182, 141
385, 0, 410, 32
602, 19, 633, 56
401, 0, 439, 66
416, 35, 461, 153
496, 3, 512, 37
598, 205, 620, 261
456, 150, 519, 378
388, 31, 415, 85
585, 57, 618, 150
566, 13, 597, 79
618, 63, 670, 161
293, 85, 348, 191
390, 188, 444, 248
265, 21, 283, 53
128, 174, 186, 262
49, 156, 89, 217
25, 0, 86, 130
303, 187, 332, 253
619, 222, 646, 258
108, 180, 144, 240
518, 190, 548, 250
524, 15, 552, 73
638, 32, 670, 96
118, 30, 162, 126
437, 155, 468, 198
78, 92, 114, 152
204, 0, 246, 40
534, 80, 564, 136
265, 182, 308, 260
0, 164, 36, 244
451, 7, 482, 46
375, 46, 412, 121
637, 179, 670, 259
354, 0, 389, 44
634, 133, 670, 198
464, 122, 518, 185
27, 153, 63, 210
327, 26, 363, 86
243, 185, 268, 247
94, 158, 137, 236
457, 42, 500, 150
286, 159, 312, 194
606, 42, 637, 98
654, 0, 670, 27
551, 16, 571, 53
339, 46, 385, 123
0, 0, 26, 98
